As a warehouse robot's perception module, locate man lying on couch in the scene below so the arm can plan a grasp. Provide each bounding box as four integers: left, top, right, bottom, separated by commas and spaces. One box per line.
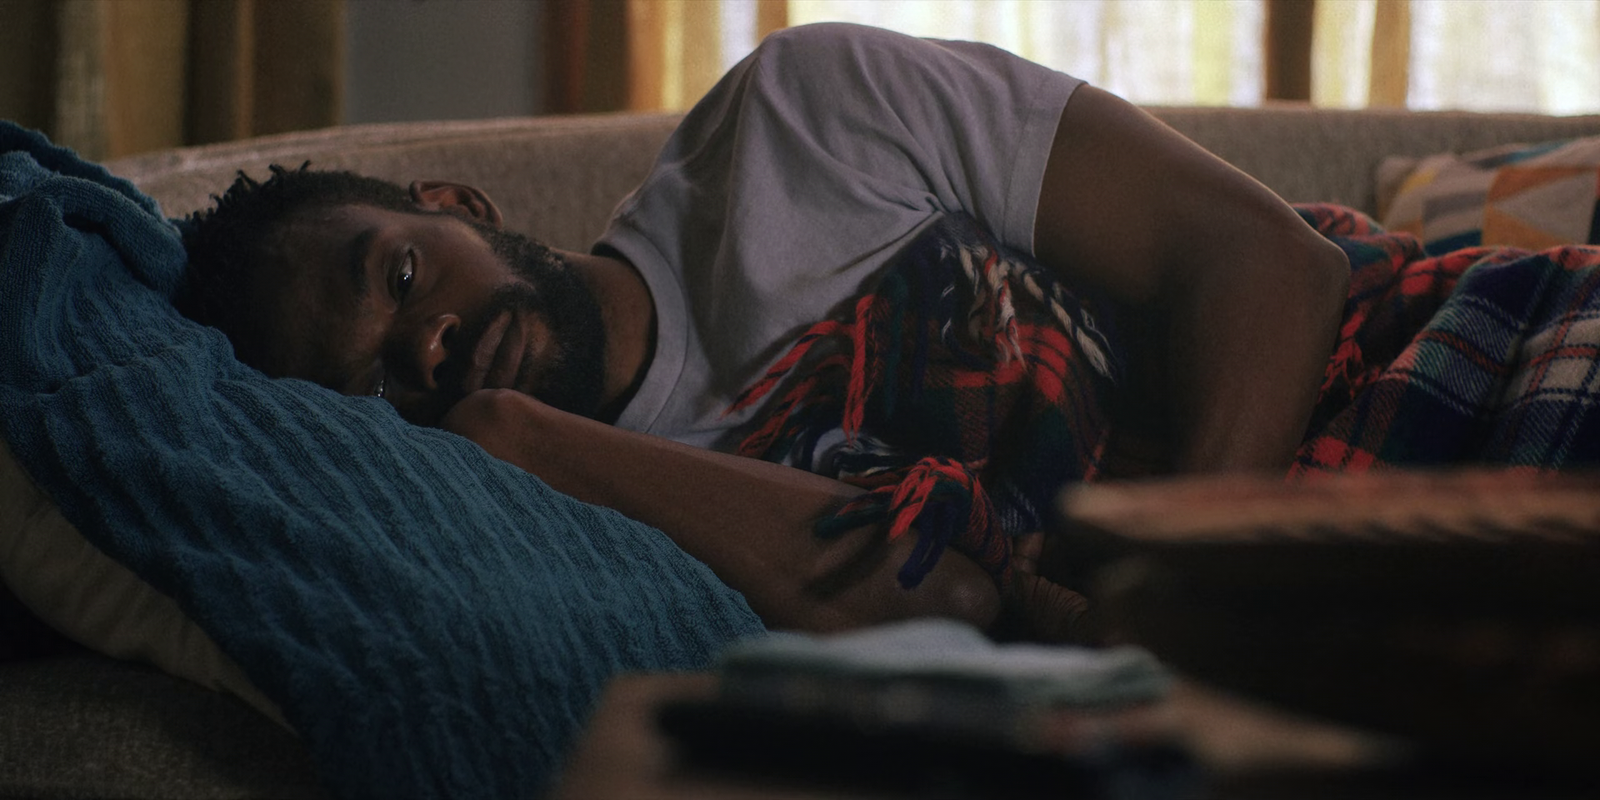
175, 22, 1600, 643
10, 20, 1600, 798
176, 23, 1349, 639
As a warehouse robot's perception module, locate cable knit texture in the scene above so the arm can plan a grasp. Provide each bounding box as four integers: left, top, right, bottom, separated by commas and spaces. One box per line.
0, 122, 764, 798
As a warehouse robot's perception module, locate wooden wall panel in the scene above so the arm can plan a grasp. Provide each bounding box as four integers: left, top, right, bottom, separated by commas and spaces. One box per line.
756, 0, 787, 41
1265, 0, 1315, 102
0, 0, 56, 134
0, 0, 346, 157
546, 0, 633, 114
251, 0, 344, 136
52, 0, 108, 158
189, 0, 346, 143
187, 0, 257, 145
104, 0, 190, 158
585, 0, 629, 113
624, 0, 663, 111
545, 0, 590, 114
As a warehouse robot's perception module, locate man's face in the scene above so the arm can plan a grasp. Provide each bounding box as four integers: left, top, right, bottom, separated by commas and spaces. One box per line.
245, 203, 606, 426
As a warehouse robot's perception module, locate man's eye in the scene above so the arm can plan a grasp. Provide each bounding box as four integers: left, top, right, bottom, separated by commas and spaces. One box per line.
396, 251, 416, 299
372, 374, 388, 399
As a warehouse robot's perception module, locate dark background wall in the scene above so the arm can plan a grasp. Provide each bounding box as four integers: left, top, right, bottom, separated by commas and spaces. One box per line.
344, 0, 547, 124
0, 0, 553, 160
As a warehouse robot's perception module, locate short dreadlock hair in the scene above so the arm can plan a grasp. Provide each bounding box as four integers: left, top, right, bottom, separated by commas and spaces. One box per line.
177, 163, 417, 369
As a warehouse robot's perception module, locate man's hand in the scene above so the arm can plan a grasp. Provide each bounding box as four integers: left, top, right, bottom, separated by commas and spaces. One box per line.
994, 532, 1096, 644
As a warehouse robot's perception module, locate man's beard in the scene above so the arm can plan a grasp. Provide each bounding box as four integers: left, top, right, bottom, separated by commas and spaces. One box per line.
462, 223, 608, 418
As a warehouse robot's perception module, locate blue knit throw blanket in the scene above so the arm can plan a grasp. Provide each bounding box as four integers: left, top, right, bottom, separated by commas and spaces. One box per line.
0, 124, 765, 797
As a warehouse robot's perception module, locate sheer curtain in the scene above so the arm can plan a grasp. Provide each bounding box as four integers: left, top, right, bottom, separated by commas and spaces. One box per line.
622, 0, 786, 110
1314, 0, 1600, 113
790, 0, 1264, 105
619, 0, 1600, 115
625, 0, 1264, 109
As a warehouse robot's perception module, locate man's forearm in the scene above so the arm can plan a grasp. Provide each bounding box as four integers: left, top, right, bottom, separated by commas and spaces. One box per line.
440, 389, 1000, 632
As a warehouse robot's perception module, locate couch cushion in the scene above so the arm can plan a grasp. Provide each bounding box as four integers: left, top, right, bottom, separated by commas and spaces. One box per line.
0, 656, 325, 800
1377, 136, 1600, 254
105, 114, 683, 253
1148, 106, 1600, 213
0, 580, 71, 662
104, 109, 1600, 240
0, 438, 284, 724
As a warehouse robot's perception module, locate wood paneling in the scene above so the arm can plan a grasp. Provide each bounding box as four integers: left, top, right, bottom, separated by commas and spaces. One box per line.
251, 0, 343, 136
756, 0, 786, 41
1265, 0, 1315, 102
187, 0, 257, 144
0, 0, 56, 133
1, 0, 345, 158
104, 0, 190, 158
53, 0, 108, 158
546, 0, 628, 114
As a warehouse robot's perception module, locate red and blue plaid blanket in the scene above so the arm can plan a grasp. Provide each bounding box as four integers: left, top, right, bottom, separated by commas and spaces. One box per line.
732, 206, 1600, 587
1294, 203, 1600, 475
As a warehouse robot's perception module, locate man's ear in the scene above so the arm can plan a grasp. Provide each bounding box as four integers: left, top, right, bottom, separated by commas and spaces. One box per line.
409, 181, 505, 228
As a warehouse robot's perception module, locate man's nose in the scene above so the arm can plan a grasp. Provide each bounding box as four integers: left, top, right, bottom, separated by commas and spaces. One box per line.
397, 312, 460, 392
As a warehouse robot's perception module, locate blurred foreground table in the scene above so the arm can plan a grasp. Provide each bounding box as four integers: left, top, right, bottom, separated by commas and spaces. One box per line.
553, 671, 1588, 800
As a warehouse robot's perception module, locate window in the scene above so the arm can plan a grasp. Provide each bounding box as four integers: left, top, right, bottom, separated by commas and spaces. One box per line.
621, 0, 1600, 115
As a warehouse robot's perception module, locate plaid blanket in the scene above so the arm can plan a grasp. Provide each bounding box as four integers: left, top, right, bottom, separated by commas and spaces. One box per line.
734, 206, 1600, 587
729, 214, 1122, 587
1294, 203, 1600, 474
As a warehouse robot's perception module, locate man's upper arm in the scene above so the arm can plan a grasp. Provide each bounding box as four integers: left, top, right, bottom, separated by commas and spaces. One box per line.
1032, 85, 1332, 303
1031, 86, 1350, 475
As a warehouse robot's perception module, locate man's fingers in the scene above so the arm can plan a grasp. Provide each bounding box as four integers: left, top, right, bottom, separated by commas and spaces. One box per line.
999, 570, 1095, 644
1012, 531, 1044, 572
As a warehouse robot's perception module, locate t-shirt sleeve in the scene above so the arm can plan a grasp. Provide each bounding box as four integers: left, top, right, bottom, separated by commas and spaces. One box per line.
596, 23, 1085, 442
700, 23, 1083, 254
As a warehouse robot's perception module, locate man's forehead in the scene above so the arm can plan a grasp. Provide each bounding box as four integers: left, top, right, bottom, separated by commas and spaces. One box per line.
273, 202, 479, 253
277, 203, 389, 241
248, 202, 504, 386
249, 206, 387, 385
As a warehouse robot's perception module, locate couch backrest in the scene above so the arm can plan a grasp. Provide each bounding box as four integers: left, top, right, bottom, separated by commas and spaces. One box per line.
107, 106, 1600, 250
1154, 105, 1600, 212
107, 113, 683, 253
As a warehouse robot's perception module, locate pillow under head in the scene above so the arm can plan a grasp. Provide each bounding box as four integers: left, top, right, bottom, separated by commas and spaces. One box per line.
0, 122, 765, 798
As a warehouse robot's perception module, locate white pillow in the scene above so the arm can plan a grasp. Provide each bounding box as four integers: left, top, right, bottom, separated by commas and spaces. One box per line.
0, 438, 287, 728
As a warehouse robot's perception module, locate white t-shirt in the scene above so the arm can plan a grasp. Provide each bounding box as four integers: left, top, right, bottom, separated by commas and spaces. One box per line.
597, 23, 1083, 451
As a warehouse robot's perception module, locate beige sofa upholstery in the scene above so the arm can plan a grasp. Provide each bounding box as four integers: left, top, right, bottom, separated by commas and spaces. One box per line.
6, 105, 1600, 800
105, 107, 1600, 244
108, 113, 684, 253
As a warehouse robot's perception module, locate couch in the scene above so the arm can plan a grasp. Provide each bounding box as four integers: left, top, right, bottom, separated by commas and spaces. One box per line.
6, 105, 1600, 799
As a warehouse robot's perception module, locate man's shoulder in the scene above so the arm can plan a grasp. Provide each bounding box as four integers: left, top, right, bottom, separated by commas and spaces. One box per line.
748, 22, 950, 75
757, 21, 915, 51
